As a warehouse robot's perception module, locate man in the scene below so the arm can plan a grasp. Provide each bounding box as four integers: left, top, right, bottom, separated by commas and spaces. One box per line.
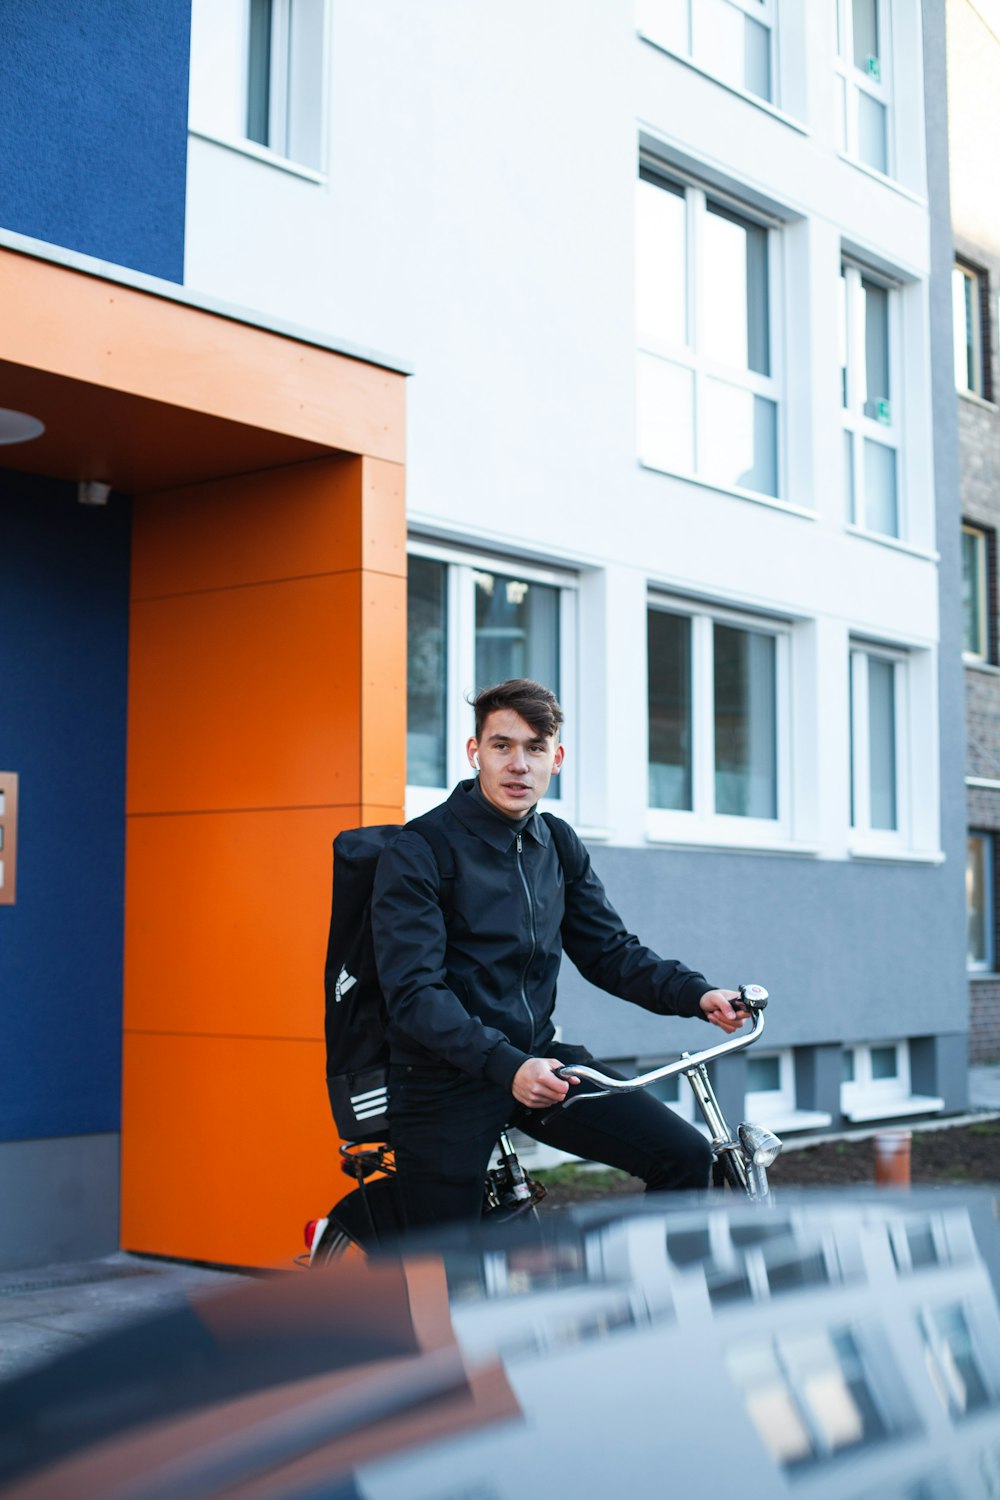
372, 678, 744, 1229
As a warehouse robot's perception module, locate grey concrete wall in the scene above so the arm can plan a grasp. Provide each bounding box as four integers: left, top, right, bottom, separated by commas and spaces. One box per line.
0, 1136, 119, 1272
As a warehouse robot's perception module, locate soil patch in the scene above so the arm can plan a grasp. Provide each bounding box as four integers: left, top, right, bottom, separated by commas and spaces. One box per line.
533, 1117, 1000, 1206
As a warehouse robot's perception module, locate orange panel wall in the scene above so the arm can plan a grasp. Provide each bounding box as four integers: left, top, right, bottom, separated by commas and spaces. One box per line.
121, 454, 406, 1267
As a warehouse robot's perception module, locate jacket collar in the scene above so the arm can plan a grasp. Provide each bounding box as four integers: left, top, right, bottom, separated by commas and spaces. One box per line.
447, 779, 550, 853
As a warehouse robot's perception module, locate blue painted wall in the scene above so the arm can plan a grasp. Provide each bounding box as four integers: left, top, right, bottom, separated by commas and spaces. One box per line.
0, 0, 191, 282
0, 473, 132, 1140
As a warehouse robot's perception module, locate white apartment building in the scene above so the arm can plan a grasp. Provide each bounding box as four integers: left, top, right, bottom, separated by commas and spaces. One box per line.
182, 0, 965, 1132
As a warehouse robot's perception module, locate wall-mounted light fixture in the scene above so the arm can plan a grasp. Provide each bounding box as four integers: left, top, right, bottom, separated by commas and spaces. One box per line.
0, 408, 45, 445
78, 480, 111, 507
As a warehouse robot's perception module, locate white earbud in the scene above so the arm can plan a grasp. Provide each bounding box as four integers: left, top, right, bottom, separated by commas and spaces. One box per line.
473, 753, 481, 771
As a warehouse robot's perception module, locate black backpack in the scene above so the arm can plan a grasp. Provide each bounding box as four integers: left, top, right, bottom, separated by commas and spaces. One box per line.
323, 813, 576, 1140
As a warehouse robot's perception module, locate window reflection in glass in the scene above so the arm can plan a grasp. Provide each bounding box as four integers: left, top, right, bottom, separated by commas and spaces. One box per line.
636, 177, 687, 348
701, 382, 777, 495
852, 0, 880, 73
714, 623, 777, 819
474, 571, 559, 697
961, 525, 987, 658
863, 439, 897, 537
967, 833, 993, 969
648, 610, 693, 810
952, 267, 981, 394
922, 1304, 992, 1419
857, 90, 887, 173
862, 278, 890, 419
867, 656, 897, 831
638, 355, 695, 474
702, 206, 769, 375
407, 556, 448, 787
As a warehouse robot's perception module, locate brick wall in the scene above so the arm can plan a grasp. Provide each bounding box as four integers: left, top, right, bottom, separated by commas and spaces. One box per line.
970, 979, 1000, 1062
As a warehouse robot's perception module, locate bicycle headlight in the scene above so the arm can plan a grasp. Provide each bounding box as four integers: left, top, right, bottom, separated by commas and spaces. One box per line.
739, 1121, 783, 1168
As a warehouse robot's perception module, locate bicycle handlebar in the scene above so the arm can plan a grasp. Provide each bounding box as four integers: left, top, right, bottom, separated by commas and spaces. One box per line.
554, 984, 769, 1103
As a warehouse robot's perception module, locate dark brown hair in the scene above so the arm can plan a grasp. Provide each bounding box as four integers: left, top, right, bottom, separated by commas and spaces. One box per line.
471, 679, 564, 741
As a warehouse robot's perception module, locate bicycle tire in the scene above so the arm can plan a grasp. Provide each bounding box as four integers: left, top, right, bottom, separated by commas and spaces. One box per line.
312, 1218, 364, 1264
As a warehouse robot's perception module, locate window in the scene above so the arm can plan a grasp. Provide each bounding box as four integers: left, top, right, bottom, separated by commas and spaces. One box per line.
726, 1324, 901, 1470
637, 0, 776, 103
921, 1303, 997, 1420
967, 832, 994, 971
841, 1039, 941, 1119
962, 524, 993, 662
406, 545, 576, 813
246, 0, 325, 168
647, 600, 788, 839
849, 645, 905, 842
637, 163, 780, 499
836, 0, 893, 175
952, 263, 990, 400
840, 263, 901, 539
745, 1050, 795, 1119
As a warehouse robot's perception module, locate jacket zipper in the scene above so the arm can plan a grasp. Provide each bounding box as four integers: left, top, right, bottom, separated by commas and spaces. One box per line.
515, 833, 537, 1051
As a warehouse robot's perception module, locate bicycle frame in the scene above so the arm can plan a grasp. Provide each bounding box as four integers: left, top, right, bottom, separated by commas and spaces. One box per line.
555, 989, 782, 1202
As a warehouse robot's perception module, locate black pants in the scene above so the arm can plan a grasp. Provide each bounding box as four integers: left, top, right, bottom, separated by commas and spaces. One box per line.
388, 1042, 713, 1231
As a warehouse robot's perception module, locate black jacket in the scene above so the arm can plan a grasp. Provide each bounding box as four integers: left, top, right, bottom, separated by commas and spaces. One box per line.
371, 781, 714, 1090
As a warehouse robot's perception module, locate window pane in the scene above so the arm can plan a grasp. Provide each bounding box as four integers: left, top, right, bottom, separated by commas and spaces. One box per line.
246, 0, 273, 144
867, 656, 897, 831
699, 0, 745, 91
870, 1044, 898, 1080
407, 556, 448, 786
839, 272, 849, 408
637, 0, 689, 54
842, 1049, 856, 1082
747, 1055, 781, 1092
862, 279, 890, 419
852, 0, 880, 73
714, 624, 777, 819
967, 834, 992, 967
962, 528, 986, 658
857, 90, 887, 173
648, 610, 692, 810
923, 1305, 992, 1418
702, 207, 769, 375
702, 381, 777, 496
844, 430, 856, 522
638, 355, 695, 473
863, 439, 897, 536
744, 15, 772, 100
636, 177, 687, 347
286, 0, 325, 169
474, 572, 559, 695
953, 268, 974, 391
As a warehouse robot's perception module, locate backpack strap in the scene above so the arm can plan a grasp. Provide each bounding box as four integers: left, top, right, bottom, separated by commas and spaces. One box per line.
404, 817, 457, 917
541, 811, 585, 884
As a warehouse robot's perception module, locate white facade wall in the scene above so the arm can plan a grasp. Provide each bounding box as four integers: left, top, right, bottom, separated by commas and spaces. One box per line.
184, 0, 941, 860
180, 1, 966, 1117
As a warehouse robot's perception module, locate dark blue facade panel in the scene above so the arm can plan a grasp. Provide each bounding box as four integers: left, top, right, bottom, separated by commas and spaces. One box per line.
0, 1, 191, 282
0, 472, 131, 1140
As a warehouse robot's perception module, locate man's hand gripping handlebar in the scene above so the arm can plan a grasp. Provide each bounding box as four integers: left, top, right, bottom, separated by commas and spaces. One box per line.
548, 983, 769, 1111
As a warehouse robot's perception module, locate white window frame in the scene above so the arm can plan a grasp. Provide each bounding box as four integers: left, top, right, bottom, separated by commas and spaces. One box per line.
967, 831, 994, 973
245, 0, 327, 170
637, 160, 784, 504
962, 524, 990, 663
835, 0, 894, 177
841, 260, 904, 540
953, 264, 986, 398
406, 540, 578, 823
840, 1039, 943, 1121
849, 643, 908, 852
646, 595, 791, 848
637, 0, 778, 106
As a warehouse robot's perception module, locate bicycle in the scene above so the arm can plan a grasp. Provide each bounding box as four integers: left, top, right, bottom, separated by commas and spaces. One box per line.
304, 983, 780, 1265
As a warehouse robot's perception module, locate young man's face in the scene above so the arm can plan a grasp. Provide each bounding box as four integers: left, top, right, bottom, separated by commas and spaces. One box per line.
467, 708, 564, 816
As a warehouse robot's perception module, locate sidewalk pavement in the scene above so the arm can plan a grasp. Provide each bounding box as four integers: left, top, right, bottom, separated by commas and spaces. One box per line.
2, 1065, 1000, 1388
